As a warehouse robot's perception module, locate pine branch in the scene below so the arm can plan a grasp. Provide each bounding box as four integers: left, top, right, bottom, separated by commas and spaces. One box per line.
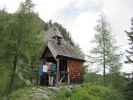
125, 56, 133, 63
126, 50, 133, 54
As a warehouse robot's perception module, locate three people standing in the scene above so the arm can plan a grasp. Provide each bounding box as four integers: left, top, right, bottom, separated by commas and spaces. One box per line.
39, 62, 57, 86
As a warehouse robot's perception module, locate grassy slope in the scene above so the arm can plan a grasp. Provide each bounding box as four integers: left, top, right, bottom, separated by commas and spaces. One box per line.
8, 83, 124, 100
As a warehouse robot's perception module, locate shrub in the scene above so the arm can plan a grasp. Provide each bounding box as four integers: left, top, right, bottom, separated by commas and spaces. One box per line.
53, 84, 125, 100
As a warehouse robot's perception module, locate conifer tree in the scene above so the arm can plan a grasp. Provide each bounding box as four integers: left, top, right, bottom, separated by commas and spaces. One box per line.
0, 0, 44, 95
125, 18, 133, 64
90, 14, 121, 85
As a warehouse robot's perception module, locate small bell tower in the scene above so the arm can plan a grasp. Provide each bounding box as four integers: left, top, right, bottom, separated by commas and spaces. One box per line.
51, 27, 63, 45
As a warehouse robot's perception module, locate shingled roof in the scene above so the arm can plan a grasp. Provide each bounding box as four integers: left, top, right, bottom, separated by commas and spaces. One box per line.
43, 27, 85, 61
46, 27, 63, 39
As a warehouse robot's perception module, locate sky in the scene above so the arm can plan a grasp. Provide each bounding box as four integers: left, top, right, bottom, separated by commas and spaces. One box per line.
0, 0, 133, 72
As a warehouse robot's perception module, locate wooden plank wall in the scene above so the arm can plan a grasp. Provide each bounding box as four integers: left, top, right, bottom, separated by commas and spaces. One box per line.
67, 60, 82, 82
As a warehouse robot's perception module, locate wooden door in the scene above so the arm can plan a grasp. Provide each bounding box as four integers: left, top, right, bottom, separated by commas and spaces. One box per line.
67, 60, 82, 83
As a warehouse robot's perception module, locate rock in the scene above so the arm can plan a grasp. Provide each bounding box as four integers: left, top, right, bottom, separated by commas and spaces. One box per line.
48, 87, 60, 93
32, 92, 49, 100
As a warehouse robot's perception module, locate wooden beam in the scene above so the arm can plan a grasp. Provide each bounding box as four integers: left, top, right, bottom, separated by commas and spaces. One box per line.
56, 59, 60, 86
67, 65, 70, 85
67, 60, 71, 85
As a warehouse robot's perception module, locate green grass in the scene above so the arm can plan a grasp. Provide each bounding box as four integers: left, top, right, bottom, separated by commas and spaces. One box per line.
8, 83, 125, 100
52, 84, 125, 100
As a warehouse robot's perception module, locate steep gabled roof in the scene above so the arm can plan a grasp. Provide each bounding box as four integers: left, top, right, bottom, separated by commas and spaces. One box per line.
47, 39, 84, 61
42, 27, 85, 61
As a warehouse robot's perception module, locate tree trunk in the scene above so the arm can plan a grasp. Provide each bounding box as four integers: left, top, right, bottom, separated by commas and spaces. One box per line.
103, 51, 106, 85
31, 62, 33, 84
102, 17, 106, 85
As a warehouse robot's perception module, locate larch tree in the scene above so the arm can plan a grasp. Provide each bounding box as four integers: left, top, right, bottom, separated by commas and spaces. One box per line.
124, 18, 133, 99
0, 9, 12, 96
0, 0, 44, 96
90, 14, 121, 85
125, 18, 133, 64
